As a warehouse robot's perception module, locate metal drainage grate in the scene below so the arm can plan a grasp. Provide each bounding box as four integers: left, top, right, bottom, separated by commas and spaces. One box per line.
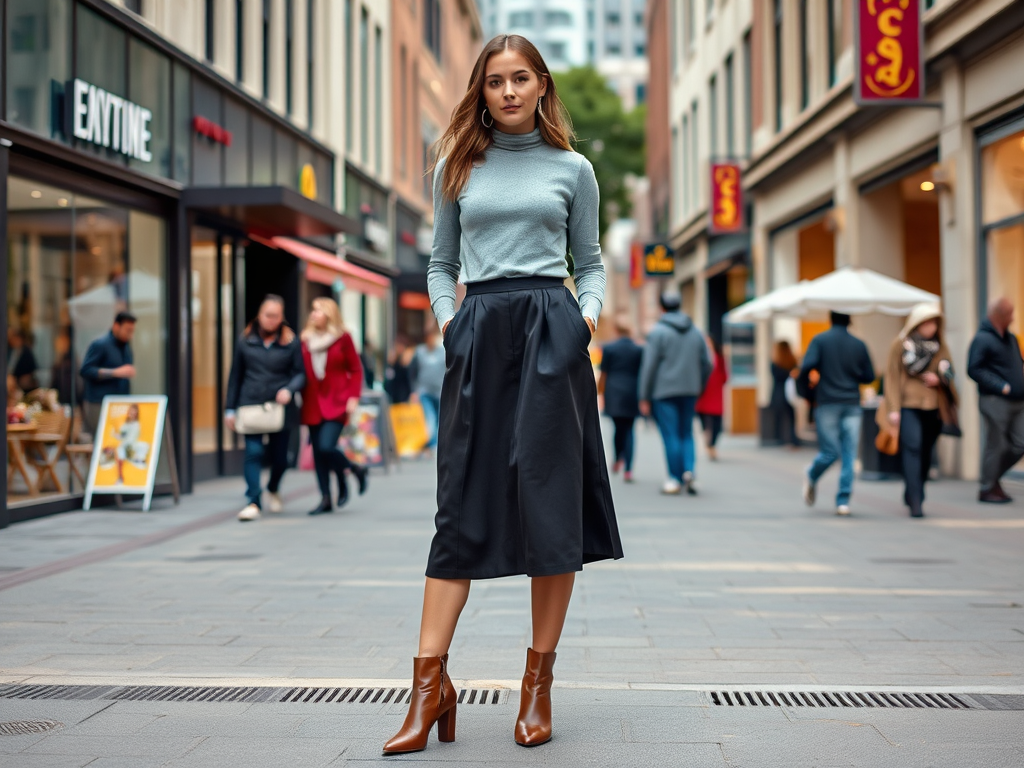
709, 690, 973, 709
278, 687, 508, 706
0, 684, 509, 706
0, 720, 63, 736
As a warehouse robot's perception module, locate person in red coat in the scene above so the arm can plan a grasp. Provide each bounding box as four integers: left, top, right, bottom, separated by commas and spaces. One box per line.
696, 337, 728, 461
300, 298, 368, 515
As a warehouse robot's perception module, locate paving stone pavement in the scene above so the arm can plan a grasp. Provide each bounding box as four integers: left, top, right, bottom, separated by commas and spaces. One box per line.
1, 425, 1023, 766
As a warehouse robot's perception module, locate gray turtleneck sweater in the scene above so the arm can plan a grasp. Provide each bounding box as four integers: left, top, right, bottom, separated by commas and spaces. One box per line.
427, 128, 605, 330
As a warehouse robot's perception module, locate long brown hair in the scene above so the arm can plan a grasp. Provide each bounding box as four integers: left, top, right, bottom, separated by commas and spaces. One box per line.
773, 340, 798, 371
430, 35, 576, 203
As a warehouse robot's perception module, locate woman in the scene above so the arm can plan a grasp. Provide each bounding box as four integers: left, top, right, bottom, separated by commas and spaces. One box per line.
881, 304, 956, 518
696, 337, 728, 461
384, 336, 414, 405
770, 340, 800, 448
599, 321, 643, 482
300, 297, 368, 516
384, 35, 623, 755
112, 404, 148, 484
225, 295, 306, 522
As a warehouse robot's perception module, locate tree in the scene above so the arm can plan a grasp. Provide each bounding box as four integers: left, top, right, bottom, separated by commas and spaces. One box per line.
554, 66, 647, 240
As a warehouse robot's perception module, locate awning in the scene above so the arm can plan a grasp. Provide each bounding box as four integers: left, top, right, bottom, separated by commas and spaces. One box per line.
182, 185, 360, 238
252, 235, 391, 299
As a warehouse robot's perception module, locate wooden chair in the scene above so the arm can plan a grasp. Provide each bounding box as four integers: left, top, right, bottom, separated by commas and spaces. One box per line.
20, 407, 71, 494
65, 412, 95, 491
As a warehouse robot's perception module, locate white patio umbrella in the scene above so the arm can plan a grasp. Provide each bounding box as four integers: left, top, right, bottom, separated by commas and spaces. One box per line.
725, 280, 814, 323
793, 267, 940, 316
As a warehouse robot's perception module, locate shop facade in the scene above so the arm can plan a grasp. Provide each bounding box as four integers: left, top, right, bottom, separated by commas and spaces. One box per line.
743, 3, 1024, 479
2, 0, 362, 524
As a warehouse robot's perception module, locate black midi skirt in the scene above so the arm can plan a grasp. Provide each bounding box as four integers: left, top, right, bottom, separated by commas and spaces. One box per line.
426, 276, 624, 580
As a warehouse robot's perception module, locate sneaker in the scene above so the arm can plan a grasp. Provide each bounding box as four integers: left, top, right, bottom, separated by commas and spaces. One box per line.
836, 504, 851, 516
683, 471, 697, 496
623, 471, 635, 483
265, 492, 283, 513
803, 475, 817, 507
612, 459, 624, 474
238, 503, 261, 522
661, 479, 682, 495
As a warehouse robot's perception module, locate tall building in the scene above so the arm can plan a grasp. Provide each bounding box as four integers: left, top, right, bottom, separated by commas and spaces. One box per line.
592, 0, 648, 110
391, 0, 483, 341
477, 0, 591, 69
1, 0, 393, 521
655, 0, 1024, 478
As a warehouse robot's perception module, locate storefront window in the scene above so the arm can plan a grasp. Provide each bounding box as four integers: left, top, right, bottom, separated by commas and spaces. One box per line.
982, 128, 1024, 226
224, 98, 251, 186
173, 62, 192, 183
6, 0, 72, 139
251, 115, 274, 185
192, 78, 223, 186
7, 173, 166, 506
275, 128, 298, 190
128, 39, 172, 179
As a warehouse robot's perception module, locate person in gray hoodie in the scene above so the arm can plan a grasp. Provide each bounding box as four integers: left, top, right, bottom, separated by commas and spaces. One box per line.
639, 293, 713, 495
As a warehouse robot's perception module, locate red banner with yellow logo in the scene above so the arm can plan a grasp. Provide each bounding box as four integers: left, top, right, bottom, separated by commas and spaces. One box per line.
855, 0, 924, 104
709, 162, 744, 235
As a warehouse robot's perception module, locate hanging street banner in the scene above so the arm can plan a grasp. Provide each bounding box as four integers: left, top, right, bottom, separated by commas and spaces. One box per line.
644, 243, 674, 276
630, 242, 645, 288
855, 0, 924, 105
709, 162, 745, 235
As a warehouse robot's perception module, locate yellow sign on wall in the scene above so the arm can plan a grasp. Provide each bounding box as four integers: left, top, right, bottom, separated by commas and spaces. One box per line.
644, 244, 674, 276
299, 164, 318, 200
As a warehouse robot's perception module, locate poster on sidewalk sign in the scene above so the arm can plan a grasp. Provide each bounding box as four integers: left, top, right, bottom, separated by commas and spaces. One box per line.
855, 0, 924, 105
83, 396, 168, 511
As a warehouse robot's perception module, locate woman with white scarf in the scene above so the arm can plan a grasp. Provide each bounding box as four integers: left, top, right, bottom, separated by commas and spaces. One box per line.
300, 298, 368, 515
879, 303, 958, 518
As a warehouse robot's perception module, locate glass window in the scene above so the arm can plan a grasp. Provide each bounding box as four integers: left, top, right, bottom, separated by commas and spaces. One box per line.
827, 0, 843, 87
360, 7, 369, 164
128, 39, 172, 179
799, 0, 810, 110
223, 98, 250, 186
345, 0, 353, 153
986, 224, 1024, 341
508, 11, 534, 27
6, 0, 72, 139
285, 0, 294, 113
251, 115, 273, 185
192, 78, 224, 186
709, 75, 718, 158
550, 41, 568, 60
774, 0, 783, 131
545, 10, 572, 26
982, 129, 1024, 225
235, 0, 245, 80
275, 128, 297, 189
127, 210, 166, 397
76, 5, 128, 164
375, 25, 383, 175
173, 63, 192, 183
314, 151, 333, 206
724, 53, 735, 156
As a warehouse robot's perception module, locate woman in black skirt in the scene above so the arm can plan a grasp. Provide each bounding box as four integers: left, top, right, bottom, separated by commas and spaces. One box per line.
384, 35, 623, 755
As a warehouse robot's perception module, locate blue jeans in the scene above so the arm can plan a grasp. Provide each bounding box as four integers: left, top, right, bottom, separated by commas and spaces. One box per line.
652, 396, 697, 482
808, 404, 862, 506
420, 392, 441, 449
244, 430, 290, 508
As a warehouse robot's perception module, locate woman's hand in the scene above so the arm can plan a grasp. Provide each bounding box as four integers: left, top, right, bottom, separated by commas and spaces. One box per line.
920, 371, 940, 388
442, 319, 452, 337
639, 400, 651, 417
225, 413, 236, 432
888, 411, 901, 427
275, 388, 293, 405
346, 397, 360, 415
585, 317, 596, 337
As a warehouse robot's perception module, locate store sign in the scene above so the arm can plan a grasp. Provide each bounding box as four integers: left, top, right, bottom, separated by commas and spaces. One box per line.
709, 162, 745, 235
68, 78, 153, 161
644, 243, 674, 276
299, 163, 317, 200
855, 0, 924, 104
193, 116, 233, 146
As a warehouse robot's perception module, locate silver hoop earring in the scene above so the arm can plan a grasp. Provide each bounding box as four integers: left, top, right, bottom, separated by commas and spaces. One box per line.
537, 96, 545, 120
481, 108, 494, 128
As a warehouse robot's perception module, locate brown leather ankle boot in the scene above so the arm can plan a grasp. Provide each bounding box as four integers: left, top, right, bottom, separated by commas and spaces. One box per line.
514, 648, 556, 746
382, 654, 457, 755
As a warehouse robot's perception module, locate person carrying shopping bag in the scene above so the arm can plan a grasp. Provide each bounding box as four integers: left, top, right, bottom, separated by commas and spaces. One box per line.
300, 297, 369, 516
225, 295, 306, 522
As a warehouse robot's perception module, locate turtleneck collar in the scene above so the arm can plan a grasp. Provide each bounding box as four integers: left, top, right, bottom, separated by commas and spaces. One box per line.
491, 127, 544, 151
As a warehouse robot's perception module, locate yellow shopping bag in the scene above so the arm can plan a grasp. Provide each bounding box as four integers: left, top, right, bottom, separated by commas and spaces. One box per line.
390, 402, 429, 457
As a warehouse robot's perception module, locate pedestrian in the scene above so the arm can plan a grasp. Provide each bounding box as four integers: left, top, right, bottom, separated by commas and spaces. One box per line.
79, 311, 136, 437
384, 35, 622, 755
6, 328, 39, 393
880, 304, 957, 518
384, 336, 414, 405
224, 295, 306, 522
797, 312, 876, 516
696, 337, 728, 461
638, 292, 713, 496
361, 341, 377, 389
770, 340, 801, 448
409, 328, 445, 456
968, 297, 1024, 503
300, 297, 369, 516
598, 320, 643, 482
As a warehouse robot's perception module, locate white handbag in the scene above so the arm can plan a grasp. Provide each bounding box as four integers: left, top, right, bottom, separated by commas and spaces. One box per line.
234, 402, 286, 434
